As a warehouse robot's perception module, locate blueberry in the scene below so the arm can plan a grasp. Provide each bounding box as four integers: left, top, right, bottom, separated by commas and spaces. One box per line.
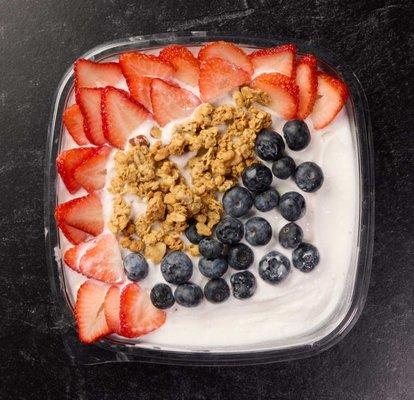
278, 192, 306, 221
227, 243, 254, 270
272, 156, 296, 179
283, 120, 311, 151
279, 222, 303, 249
150, 283, 175, 309
245, 217, 272, 246
160, 251, 193, 284
204, 278, 230, 303
242, 163, 272, 193
258, 251, 291, 284
230, 271, 257, 299
255, 128, 285, 161
294, 162, 324, 192
254, 188, 279, 212
174, 283, 203, 307
292, 243, 320, 272
199, 257, 228, 279
215, 216, 244, 245
199, 238, 224, 259
123, 253, 149, 281
185, 221, 205, 244
222, 186, 253, 217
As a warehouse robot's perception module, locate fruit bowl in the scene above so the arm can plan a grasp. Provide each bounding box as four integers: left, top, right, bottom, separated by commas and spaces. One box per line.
44, 32, 373, 365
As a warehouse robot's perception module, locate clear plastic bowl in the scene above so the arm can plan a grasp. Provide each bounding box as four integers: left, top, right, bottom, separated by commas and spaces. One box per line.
44, 32, 374, 365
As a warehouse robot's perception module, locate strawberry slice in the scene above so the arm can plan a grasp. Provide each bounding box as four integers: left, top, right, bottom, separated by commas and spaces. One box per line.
198, 58, 251, 102
104, 285, 122, 334
63, 104, 89, 145
74, 146, 111, 192
77, 87, 106, 145
125, 75, 153, 112
251, 72, 299, 120
59, 223, 88, 245
55, 192, 103, 237
295, 55, 318, 120
56, 147, 96, 194
102, 86, 150, 149
76, 234, 124, 284
311, 72, 348, 129
119, 52, 175, 111
249, 44, 296, 77
198, 41, 253, 75
75, 280, 111, 344
74, 59, 124, 92
151, 78, 201, 126
64, 241, 88, 271
120, 283, 166, 338
159, 45, 200, 86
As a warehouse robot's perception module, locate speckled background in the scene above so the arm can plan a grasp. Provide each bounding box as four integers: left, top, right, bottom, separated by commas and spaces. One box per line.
1, 1, 413, 399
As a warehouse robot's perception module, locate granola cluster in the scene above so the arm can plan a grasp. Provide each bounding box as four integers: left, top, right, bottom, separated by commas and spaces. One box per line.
108, 86, 271, 263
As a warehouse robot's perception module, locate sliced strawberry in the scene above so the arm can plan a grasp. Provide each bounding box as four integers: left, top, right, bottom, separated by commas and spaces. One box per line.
74, 59, 124, 92
311, 72, 349, 129
74, 146, 111, 192
59, 223, 88, 245
102, 86, 150, 149
104, 285, 121, 334
198, 58, 251, 102
55, 192, 103, 237
125, 75, 153, 112
78, 234, 124, 284
151, 78, 201, 126
198, 41, 253, 75
77, 87, 106, 145
296, 55, 318, 120
249, 44, 296, 77
75, 280, 111, 344
63, 104, 89, 145
56, 147, 96, 194
251, 72, 299, 120
64, 241, 88, 272
120, 283, 166, 338
159, 45, 200, 86
119, 52, 174, 79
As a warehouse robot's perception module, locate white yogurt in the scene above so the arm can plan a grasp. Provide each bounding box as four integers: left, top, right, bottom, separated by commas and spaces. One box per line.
56, 47, 359, 352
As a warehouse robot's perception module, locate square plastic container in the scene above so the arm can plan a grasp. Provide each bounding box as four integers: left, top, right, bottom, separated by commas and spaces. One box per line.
44, 32, 374, 365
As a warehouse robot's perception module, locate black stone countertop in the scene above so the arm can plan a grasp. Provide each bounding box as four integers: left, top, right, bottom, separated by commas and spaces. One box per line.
1, 1, 413, 399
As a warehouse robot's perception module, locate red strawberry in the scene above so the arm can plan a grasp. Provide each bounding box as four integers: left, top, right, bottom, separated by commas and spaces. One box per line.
151, 78, 201, 126
251, 73, 299, 120
64, 242, 88, 271
102, 86, 150, 149
198, 58, 251, 102
77, 87, 106, 145
120, 283, 166, 338
311, 72, 349, 129
159, 45, 200, 86
77, 234, 124, 284
55, 192, 103, 237
295, 55, 318, 120
60, 223, 88, 245
74, 59, 124, 92
126, 75, 153, 112
74, 146, 111, 192
63, 104, 89, 145
56, 147, 96, 194
75, 280, 112, 344
104, 285, 121, 334
119, 52, 174, 79
249, 44, 296, 77
198, 41, 253, 75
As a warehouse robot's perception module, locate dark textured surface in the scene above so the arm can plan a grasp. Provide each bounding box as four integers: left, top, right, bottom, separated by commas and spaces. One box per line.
1, 0, 413, 399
